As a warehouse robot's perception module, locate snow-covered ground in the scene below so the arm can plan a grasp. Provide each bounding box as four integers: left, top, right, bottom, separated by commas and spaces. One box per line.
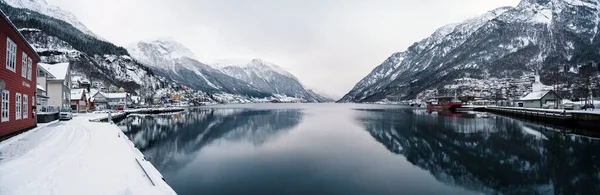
0, 114, 176, 195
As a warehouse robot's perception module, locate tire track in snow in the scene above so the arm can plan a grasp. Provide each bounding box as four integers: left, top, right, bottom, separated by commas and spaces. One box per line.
0, 118, 92, 195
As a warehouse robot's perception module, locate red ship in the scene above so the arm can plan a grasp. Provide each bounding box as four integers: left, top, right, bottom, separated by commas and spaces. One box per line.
426, 96, 463, 112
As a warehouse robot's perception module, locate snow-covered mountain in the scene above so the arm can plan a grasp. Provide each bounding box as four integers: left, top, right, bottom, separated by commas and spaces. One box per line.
1, 1, 169, 96
340, 0, 600, 102
211, 58, 331, 102
128, 40, 332, 102
2, 0, 102, 40
127, 40, 271, 97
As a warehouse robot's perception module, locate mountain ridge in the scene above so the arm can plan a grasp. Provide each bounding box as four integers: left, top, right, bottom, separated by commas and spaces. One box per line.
340, 0, 600, 103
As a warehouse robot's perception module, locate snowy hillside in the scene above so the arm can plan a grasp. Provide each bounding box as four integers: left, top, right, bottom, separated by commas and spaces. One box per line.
340, 0, 600, 102
1, 2, 170, 96
1, 0, 102, 40
211, 58, 330, 102
128, 40, 332, 102
127, 39, 271, 97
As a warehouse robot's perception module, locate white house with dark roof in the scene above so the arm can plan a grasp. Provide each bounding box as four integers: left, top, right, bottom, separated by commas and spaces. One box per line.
519, 75, 560, 108
39, 63, 71, 108
520, 90, 561, 108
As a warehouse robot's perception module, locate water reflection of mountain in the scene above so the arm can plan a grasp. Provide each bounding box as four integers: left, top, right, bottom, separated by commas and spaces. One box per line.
357, 109, 600, 194
118, 108, 303, 172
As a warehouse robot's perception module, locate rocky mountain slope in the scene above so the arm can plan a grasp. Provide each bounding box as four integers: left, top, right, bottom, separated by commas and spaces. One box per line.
2, 0, 102, 39
127, 40, 272, 97
211, 59, 332, 102
128, 40, 332, 102
340, 0, 600, 102
2, 0, 332, 102
1, 0, 169, 96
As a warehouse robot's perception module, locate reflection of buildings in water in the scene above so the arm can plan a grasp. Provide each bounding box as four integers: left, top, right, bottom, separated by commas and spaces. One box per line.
357, 109, 600, 195
117, 109, 303, 172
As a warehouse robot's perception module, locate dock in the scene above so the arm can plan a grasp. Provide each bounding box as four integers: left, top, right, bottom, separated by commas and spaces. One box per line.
89, 107, 185, 123
482, 106, 600, 130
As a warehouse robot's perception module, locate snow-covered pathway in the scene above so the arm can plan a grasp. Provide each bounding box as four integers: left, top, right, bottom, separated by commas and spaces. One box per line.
0, 114, 176, 195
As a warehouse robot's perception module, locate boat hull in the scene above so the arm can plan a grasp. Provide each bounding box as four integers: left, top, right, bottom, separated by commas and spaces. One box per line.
427, 102, 462, 112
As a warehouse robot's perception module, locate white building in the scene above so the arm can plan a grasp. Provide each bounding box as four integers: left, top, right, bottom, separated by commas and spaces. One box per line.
36, 65, 52, 112
91, 91, 128, 110
39, 63, 71, 109
105, 93, 128, 109
70, 88, 87, 112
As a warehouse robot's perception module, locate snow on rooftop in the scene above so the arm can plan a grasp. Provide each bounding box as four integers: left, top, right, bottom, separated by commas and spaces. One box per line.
70, 88, 85, 100
36, 84, 45, 91
520, 91, 550, 100
104, 92, 127, 99
39, 63, 69, 80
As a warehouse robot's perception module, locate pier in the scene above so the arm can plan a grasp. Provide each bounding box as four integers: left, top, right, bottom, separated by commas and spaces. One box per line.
89, 107, 185, 123
482, 107, 600, 131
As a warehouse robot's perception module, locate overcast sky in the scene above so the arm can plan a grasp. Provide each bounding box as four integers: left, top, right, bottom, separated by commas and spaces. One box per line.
48, 0, 520, 98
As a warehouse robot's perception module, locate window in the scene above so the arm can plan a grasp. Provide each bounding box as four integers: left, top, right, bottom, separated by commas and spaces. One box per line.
27, 57, 32, 80
6, 37, 16, 72
22, 52, 28, 78
15, 93, 21, 120
23, 94, 28, 119
1, 90, 9, 122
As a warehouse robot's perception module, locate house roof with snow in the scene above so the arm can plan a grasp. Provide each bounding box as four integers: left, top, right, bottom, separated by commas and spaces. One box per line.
520, 90, 552, 101
37, 84, 45, 92
37, 64, 56, 79
39, 63, 70, 80
104, 93, 127, 99
70, 89, 86, 100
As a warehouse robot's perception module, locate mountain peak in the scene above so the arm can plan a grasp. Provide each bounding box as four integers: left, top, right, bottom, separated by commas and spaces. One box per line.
2, 0, 103, 40
131, 38, 196, 60
210, 58, 294, 78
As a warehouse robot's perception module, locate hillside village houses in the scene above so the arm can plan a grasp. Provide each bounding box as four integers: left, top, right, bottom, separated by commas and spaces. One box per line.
0, 8, 146, 138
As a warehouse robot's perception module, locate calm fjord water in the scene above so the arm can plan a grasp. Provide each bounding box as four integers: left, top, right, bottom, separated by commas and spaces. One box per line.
118, 104, 600, 195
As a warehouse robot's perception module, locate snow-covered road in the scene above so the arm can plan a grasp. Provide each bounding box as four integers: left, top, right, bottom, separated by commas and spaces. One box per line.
0, 114, 176, 195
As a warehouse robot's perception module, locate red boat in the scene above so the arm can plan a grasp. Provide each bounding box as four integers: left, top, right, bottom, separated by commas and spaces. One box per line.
426, 96, 462, 112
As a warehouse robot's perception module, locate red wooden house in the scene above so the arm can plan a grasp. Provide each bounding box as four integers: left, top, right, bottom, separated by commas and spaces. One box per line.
0, 10, 40, 137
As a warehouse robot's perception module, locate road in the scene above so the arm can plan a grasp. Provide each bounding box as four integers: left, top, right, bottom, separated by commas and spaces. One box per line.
0, 114, 175, 195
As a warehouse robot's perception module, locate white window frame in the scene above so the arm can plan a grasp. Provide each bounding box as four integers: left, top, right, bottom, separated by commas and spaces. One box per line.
15, 93, 21, 120
21, 52, 27, 78
23, 94, 28, 119
1, 90, 9, 122
6, 37, 17, 72
27, 57, 33, 80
